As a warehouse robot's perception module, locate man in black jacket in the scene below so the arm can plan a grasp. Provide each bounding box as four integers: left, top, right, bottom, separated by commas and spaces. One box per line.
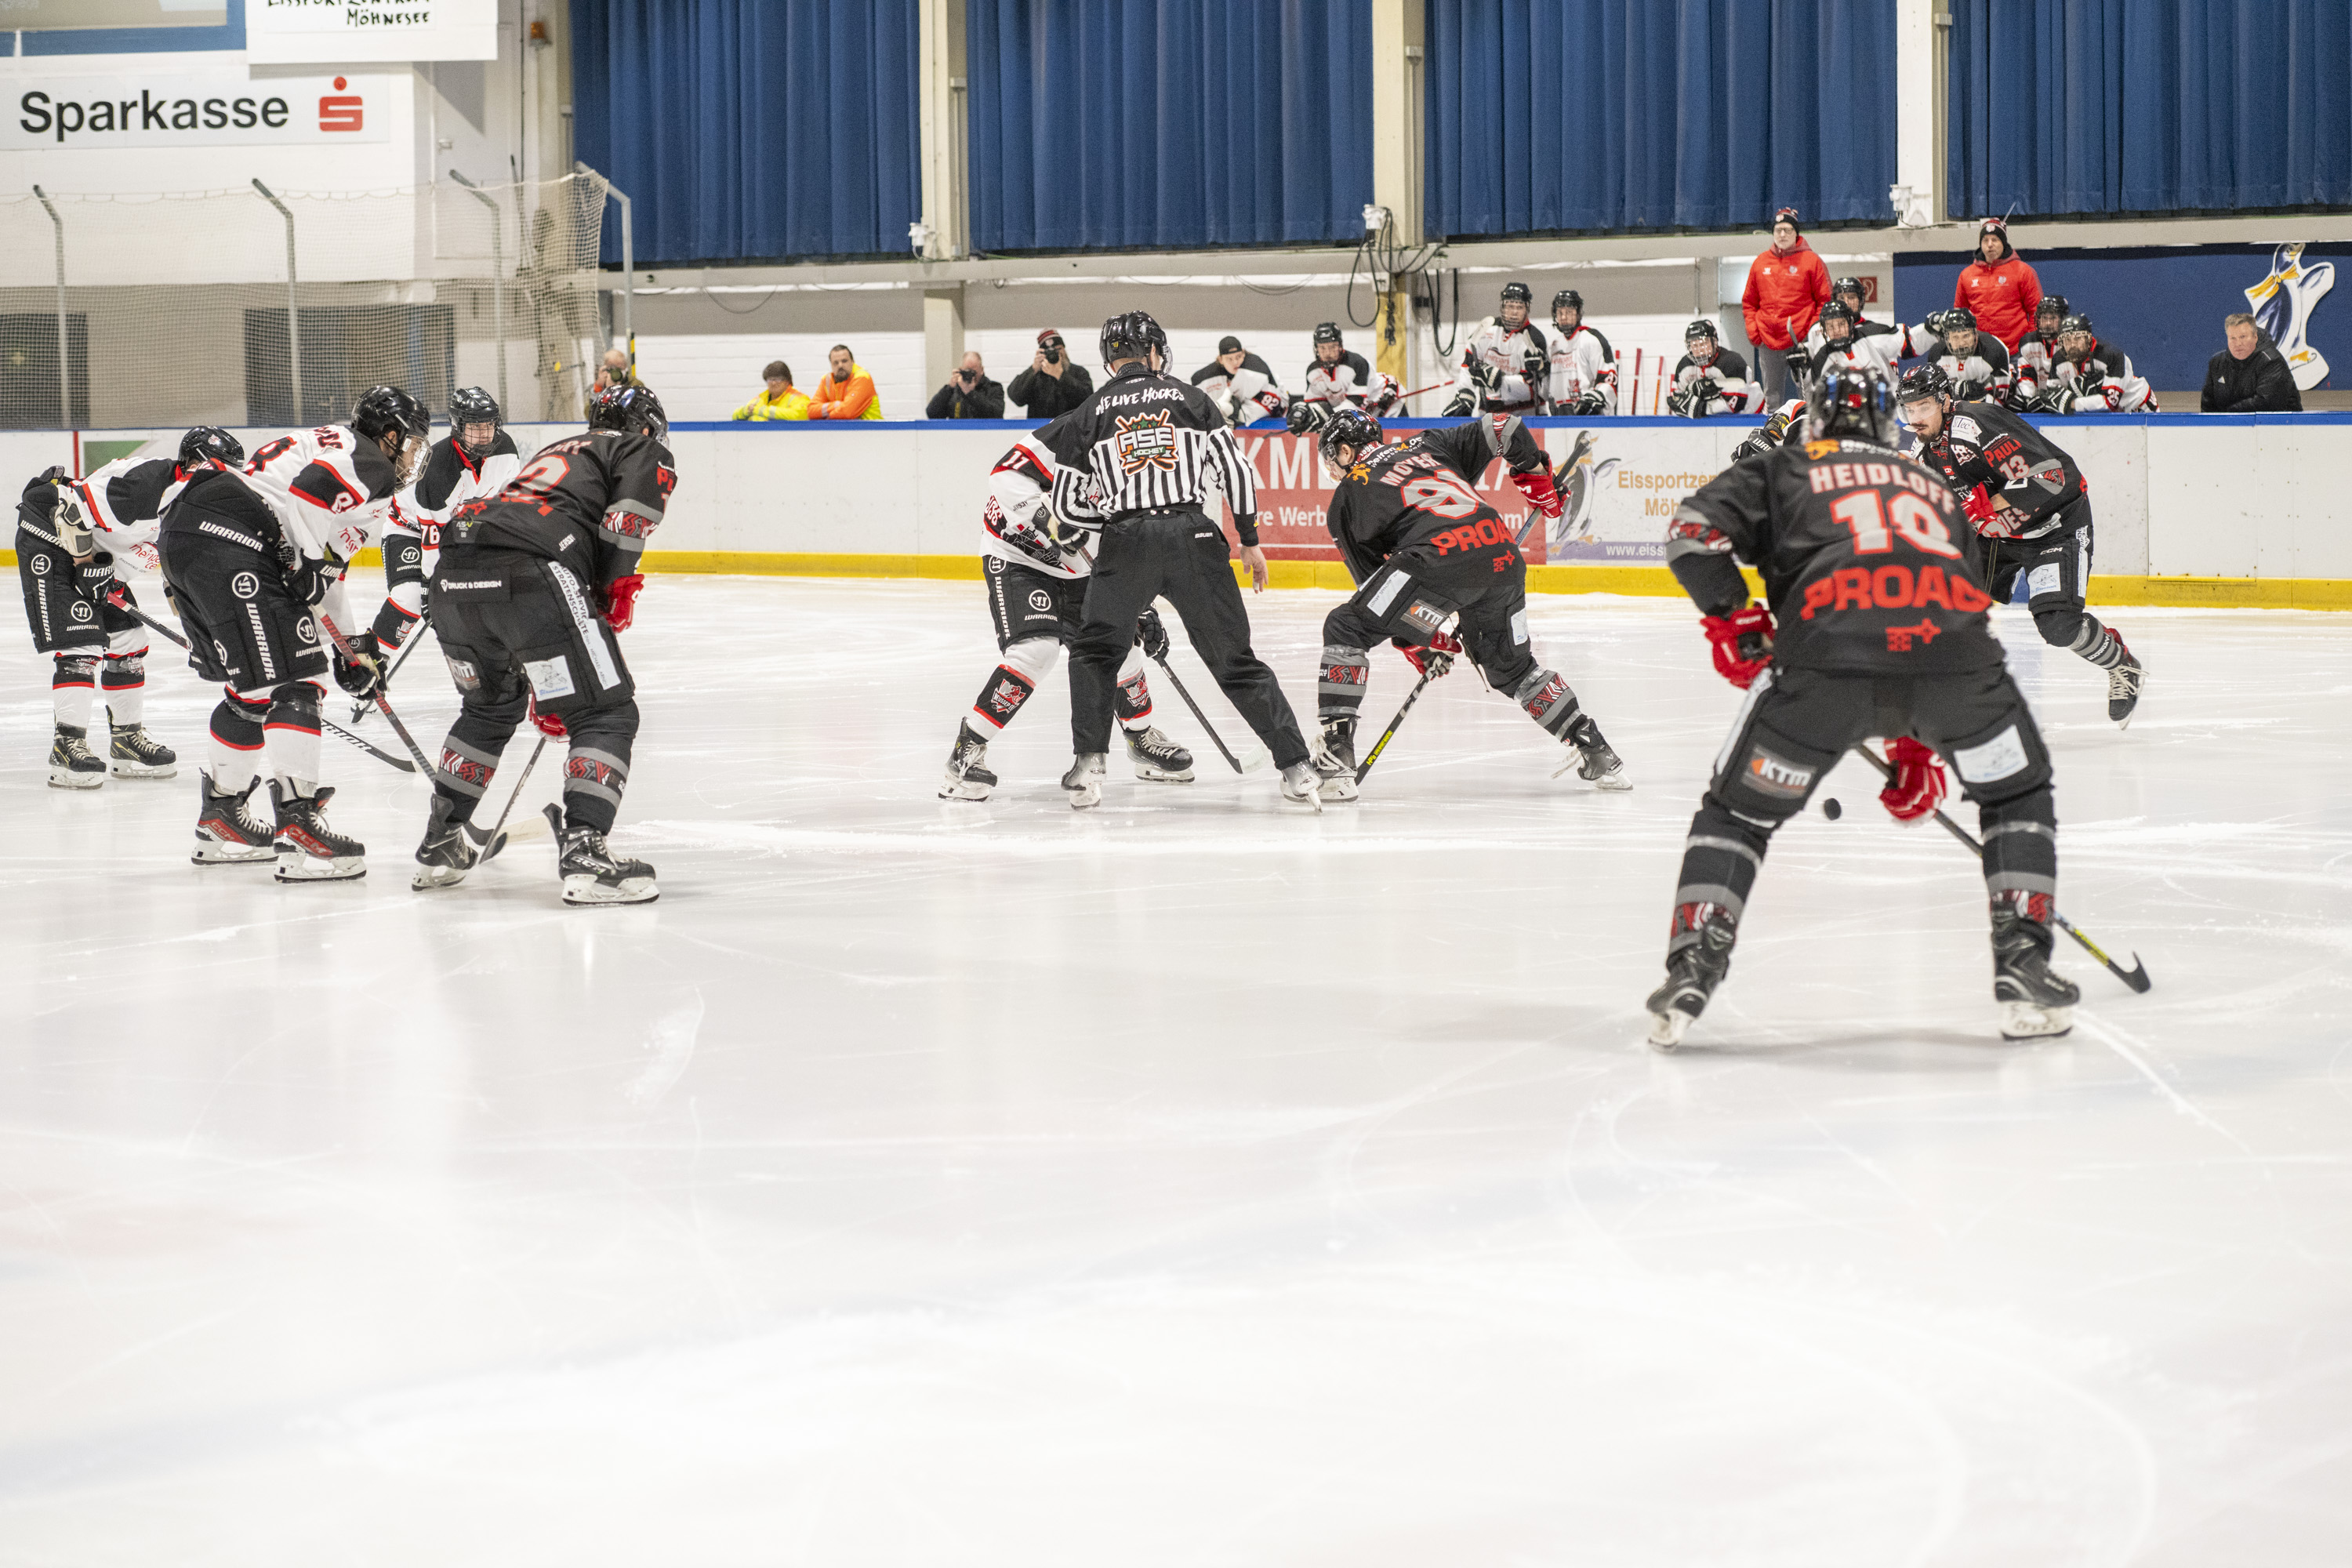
2201, 314, 2303, 412
926, 353, 1006, 419
1007, 328, 1094, 419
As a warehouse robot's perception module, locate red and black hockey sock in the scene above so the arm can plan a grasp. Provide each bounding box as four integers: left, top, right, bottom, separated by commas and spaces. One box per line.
207, 688, 268, 793
101, 652, 147, 728
1316, 643, 1371, 723
561, 744, 630, 834
2068, 619, 2127, 670
50, 655, 98, 730
1979, 789, 2059, 935
1668, 805, 1767, 960
1512, 666, 1584, 740
970, 662, 1039, 731
1115, 670, 1153, 728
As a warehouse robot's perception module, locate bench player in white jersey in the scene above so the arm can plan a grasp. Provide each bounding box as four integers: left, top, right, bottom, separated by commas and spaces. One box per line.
1668, 319, 1763, 416
2036, 314, 2158, 413
1294, 321, 1402, 431
1889, 307, 2013, 403
372, 385, 521, 655
1543, 289, 1617, 414
2005, 295, 2071, 411
156, 386, 430, 879
1442, 281, 1550, 417
939, 422, 1192, 800
1798, 276, 1898, 358
1189, 336, 1289, 428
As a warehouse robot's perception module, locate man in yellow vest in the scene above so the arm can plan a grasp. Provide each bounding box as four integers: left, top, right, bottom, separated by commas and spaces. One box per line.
731, 361, 810, 421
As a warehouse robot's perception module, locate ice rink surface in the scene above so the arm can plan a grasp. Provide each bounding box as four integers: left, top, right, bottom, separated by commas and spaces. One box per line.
3, 574, 2350, 1565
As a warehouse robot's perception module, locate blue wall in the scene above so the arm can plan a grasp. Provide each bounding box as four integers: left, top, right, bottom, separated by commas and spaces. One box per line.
1424, 0, 1897, 238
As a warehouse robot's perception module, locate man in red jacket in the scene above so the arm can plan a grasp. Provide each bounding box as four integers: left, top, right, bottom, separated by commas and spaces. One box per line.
1740, 207, 1831, 406
1953, 218, 2042, 352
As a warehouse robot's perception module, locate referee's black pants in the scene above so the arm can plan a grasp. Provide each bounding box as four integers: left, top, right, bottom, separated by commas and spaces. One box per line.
1069, 512, 1308, 768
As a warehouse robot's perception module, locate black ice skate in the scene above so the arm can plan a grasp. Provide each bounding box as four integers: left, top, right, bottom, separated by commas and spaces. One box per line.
1992, 912, 2079, 1040
47, 723, 105, 790
1556, 713, 1632, 791
1124, 725, 1195, 783
1310, 717, 1359, 803
270, 781, 367, 882
412, 795, 480, 891
1061, 751, 1106, 811
543, 804, 659, 905
939, 720, 998, 801
2103, 632, 2145, 728
192, 775, 275, 865
1646, 909, 1737, 1050
108, 722, 177, 780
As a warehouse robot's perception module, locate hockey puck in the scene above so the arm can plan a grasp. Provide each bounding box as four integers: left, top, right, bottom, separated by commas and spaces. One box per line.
1821, 797, 1842, 819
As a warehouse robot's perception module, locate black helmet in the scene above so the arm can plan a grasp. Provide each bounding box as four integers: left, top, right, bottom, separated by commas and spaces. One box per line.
448, 386, 503, 456
178, 426, 243, 470
1941, 307, 1978, 336
1318, 405, 1383, 464
2038, 293, 2070, 325
1804, 363, 1896, 446
1833, 275, 1865, 305
1685, 317, 1719, 343
1896, 363, 1954, 406
2059, 312, 2095, 339
352, 385, 429, 448
1101, 310, 1170, 368
588, 382, 669, 442
1552, 288, 1583, 313
1819, 299, 1857, 336
1312, 321, 1344, 347
1500, 281, 1533, 305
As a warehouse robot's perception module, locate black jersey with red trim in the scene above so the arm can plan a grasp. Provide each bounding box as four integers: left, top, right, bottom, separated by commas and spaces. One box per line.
445, 430, 677, 590
1910, 401, 2087, 539
1668, 436, 2005, 674
1324, 414, 1548, 584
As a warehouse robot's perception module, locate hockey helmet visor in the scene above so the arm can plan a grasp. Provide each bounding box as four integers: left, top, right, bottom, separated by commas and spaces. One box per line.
1804, 363, 1896, 446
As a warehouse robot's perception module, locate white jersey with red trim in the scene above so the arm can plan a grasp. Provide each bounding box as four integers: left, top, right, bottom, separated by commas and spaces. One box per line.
237, 423, 405, 568
67, 452, 207, 571
1444, 319, 1551, 416
2044, 341, 2158, 413
1544, 324, 1618, 414
979, 437, 1091, 582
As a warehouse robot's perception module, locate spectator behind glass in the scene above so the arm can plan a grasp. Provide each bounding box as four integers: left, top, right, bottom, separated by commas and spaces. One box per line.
732, 360, 810, 422
583, 347, 644, 418
2201, 312, 2303, 412
1007, 328, 1094, 419
808, 343, 882, 421
927, 351, 1006, 419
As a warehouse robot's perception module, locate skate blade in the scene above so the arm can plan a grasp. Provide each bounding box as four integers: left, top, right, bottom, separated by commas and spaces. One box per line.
562, 874, 658, 906
1315, 775, 1360, 803
1647, 1009, 1694, 1051
192, 840, 274, 865
411, 862, 475, 891
274, 856, 367, 882
1999, 1001, 2074, 1041
48, 769, 105, 790
109, 761, 177, 779
938, 779, 994, 800
1131, 765, 1196, 783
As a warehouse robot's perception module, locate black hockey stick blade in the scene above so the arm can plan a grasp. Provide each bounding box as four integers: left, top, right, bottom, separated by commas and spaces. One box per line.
1854, 743, 2151, 994
103, 589, 191, 651
318, 613, 436, 776
1151, 653, 1243, 773
351, 612, 430, 723
319, 715, 416, 772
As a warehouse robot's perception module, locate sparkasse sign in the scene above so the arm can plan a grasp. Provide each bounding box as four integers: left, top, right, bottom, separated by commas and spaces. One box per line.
3, 71, 390, 148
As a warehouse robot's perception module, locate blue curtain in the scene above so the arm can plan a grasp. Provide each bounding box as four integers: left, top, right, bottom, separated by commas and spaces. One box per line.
571, 0, 920, 265
968, 0, 1374, 252
1424, 0, 1896, 238
1948, 0, 2352, 218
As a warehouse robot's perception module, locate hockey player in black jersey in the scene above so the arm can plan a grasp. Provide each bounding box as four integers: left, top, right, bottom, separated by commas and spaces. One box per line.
1308, 408, 1629, 799
18, 426, 241, 787
373, 386, 521, 655
1896, 364, 2144, 724
2007, 295, 2071, 411
160, 387, 427, 877
1646, 363, 2079, 1048
412, 383, 676, 904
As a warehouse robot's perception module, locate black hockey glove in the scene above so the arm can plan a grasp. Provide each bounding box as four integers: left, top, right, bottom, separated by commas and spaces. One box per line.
1439, 388, 1477, 418
1284, 398, 1321, 436
1136, 604, 1171, 661
1571, 391, 1607, 416
332, 630, 383, 699
1000, 517, 1065, 572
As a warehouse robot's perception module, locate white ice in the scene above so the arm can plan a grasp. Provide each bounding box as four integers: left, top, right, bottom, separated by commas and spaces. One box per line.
3, 575, 2350, 1566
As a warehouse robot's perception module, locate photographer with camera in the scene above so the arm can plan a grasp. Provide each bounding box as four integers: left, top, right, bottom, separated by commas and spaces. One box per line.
1007, 328, 1094, 419
926, 352, 1006, 420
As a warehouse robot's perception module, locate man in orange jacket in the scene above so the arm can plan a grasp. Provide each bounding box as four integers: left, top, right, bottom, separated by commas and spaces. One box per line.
1740, 207, 1831, 406
808, 344, 883, 420
1953, 218, 2042, 353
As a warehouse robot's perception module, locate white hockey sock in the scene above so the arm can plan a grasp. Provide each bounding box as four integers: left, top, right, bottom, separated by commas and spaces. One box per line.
51, 658, 97, 731
263, 684, 325, 797
102, 655, 146, 728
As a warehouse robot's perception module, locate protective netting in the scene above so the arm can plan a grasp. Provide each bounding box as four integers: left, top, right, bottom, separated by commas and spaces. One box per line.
0, 172, 610, 430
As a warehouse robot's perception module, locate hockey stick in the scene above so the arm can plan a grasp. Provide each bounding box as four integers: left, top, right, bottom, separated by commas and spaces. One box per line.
1148, 653, 1243, 774
1353, 661, 1442, 783
467, 732, 547, 863
102, 585, 191, 651
1855, 743, 2151, 993
316, 612, 436, 778
350, 612, 430, 723
319, 715, 417, 773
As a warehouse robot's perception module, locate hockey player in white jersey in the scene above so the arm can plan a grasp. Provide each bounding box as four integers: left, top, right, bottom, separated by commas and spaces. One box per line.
156, 385, 430, 879
1667, 319, 1762, 417
2007, 294, 2071, 410
1189, 336, 1288, 428
939, 423, 1193, 800
1889, 307, 2013, 403
1800, 300, 1905, 383
2038, 314, 2158, 412
1798, 276, 1898, 359
372, 385, 521, 655
1443, 281, 1549, 417
1544, 289, 1617, 415
1295, 322, 1402, 430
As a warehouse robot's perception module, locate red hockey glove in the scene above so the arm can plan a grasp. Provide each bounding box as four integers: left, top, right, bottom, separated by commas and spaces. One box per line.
1962, 484, 1998, 528
1700, 604, 1774, 688
1878, 736, 1947, 825
529, 698, 568, 740
1510, 467, 1563, 520
601, 573, 644, 632
1396, 630, 1462, 677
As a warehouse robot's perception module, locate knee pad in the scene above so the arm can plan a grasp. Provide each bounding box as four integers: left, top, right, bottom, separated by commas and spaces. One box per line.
52, 654, 99, 687
1001, 634, 1062, 683
266, 681, 321, 729
222, 686, 272, 722
2029, 599, 2087, 649
102, 652, 145, 687
1512, 667, 1583, 739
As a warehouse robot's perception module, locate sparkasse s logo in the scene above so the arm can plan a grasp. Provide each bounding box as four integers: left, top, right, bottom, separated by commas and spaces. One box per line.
5, 71, 389, 149
319, 77, 363, 133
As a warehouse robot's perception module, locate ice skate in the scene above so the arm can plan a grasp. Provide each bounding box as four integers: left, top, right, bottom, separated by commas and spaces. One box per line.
1061, 751, 1106, 811
1279, 759, 1323, 812
270, 782, 366, 882
46, 724, 105, 789
939, 720, 998, 800
107, 723, 176, 780
1310, 717, 1359, 803
2103, 633, 2144, 728
192, 775, 275, 864
1646, 912, 1737, 1050
1992, 912, 2079, 1040
411, 795, 479, 890
1557, 714, 1631, 790
545, 804, 659, 905
1123, 725, 1195, 782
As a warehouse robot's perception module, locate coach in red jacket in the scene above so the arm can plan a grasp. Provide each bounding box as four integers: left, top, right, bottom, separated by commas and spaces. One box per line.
1740, 207, 1831, 405
1953, 218, 2042, 351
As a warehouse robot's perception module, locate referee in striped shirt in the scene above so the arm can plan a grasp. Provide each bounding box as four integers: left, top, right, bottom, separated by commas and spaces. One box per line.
1044, 310, 1317, 809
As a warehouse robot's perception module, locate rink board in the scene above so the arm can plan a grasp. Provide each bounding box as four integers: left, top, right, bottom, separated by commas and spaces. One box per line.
5, 415, 2350, 606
